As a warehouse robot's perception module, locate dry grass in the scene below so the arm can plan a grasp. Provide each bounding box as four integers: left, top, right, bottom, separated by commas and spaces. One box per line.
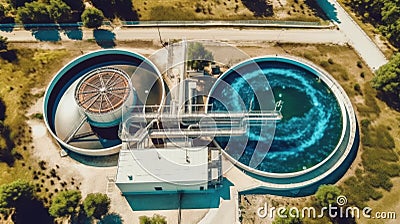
132, 0, 325, 22
0, 47, 78, 185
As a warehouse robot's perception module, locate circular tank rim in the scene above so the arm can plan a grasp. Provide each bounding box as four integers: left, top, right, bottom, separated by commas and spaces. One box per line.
206, 55, 355, 181
43, 49, 165, 156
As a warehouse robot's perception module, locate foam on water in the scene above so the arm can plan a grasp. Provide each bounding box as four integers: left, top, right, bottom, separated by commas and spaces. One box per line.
211, 61, 343, 173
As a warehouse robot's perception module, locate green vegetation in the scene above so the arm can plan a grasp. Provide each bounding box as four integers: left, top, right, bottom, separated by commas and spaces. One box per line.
81, 7, 104, 29
315, 184, 341, 207
133, 0, 324, 22
47, 0, 72, 23
49, 190, 81, 218
139, 214, 167, 224
3, 0, 328, 25
372, 54, 400, 109
0, 47, 72, 185
0, 179, 34, 209
344, 0, 400, 49
10, 0, 84, 24
187, 42, 214, 70
83, 193, 110, 219
0, 180, 52, 223
16, 1, 52, 23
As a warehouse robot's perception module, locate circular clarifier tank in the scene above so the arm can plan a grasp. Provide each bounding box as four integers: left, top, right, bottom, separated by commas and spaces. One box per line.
208, 55, 357, 189
44, 49, 165, 156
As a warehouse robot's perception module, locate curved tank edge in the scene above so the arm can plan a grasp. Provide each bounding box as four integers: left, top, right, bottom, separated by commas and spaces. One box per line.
210, 55, 358, 191
43, 49, 165, 157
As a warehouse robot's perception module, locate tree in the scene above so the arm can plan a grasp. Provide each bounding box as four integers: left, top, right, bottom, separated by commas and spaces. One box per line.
0, 180, 34, 209
187, 42, 214, 70
49, 190, 82, 218
372, 54, 400, 99
81, 7, 104, 29
83, 193, 110, 219
47, 0, 72, 23
139, 214, 167, 224
344, 0, 400, 48
17, 1, 52, 23
315, 184, 342, 207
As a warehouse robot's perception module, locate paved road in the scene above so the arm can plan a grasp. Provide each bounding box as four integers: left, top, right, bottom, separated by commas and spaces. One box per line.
117, 28, 348, 44
319, 0, 388, 70
0, 27, 347, 44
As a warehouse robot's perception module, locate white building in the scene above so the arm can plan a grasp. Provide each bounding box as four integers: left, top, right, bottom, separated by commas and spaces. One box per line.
116, 147, 215, 194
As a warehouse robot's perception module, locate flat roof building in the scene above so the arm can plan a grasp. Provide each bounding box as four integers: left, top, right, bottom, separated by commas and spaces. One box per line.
116, 147, 210, 194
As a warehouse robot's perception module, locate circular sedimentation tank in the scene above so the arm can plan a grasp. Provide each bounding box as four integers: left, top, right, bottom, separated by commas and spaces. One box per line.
43, 49, 165, 156
207, 55, 357, 190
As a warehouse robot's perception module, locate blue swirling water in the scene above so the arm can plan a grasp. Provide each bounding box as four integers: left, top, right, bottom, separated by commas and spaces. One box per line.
211, 61, 343, 173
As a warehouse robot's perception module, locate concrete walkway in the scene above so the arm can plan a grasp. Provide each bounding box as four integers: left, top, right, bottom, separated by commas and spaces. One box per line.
0, 28, 347, 44
318, 0, 388, 70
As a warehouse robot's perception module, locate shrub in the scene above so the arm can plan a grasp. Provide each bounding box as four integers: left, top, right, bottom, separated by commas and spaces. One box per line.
319, 61, 329, 68
49, 190, 81, 218
81, 7, 104, 29
83, 193, 110, 219
354, 83, 362, 94
357, 61, 363, 68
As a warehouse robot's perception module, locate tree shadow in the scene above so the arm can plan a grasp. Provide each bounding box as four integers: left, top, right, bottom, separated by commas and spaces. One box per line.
124, 178, 233, 211
115, 0, 139, 20
0, 121, 15, 167
67, 150, 118, 167
377, 92, 400, 112
0, 17, 16, 32
0, 50, 18, 62
97, 213, 123, 224
0, 98, 5, 121
71, 206, 91, 224
12, 199, 53, 224
241, 0, 273, 17
63, 28, 83, 40
91, 0, 138, 20
31, 29, 61, 42
311, 0, 340, 23
93, 29, 116, 48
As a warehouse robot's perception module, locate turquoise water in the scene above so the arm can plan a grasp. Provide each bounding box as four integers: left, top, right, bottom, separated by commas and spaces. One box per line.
210, 61, 343, 173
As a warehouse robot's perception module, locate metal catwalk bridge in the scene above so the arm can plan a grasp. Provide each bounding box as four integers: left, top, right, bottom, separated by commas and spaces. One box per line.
120, 102, 283, 147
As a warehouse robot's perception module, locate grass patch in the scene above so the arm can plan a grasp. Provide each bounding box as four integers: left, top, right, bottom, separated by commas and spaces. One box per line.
133, 0, 326, 22
0, 47, 72, 186
356, 83, 380, 117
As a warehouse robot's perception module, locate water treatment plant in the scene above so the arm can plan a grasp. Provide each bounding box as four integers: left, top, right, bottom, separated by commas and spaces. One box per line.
43, 40, 357, 198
